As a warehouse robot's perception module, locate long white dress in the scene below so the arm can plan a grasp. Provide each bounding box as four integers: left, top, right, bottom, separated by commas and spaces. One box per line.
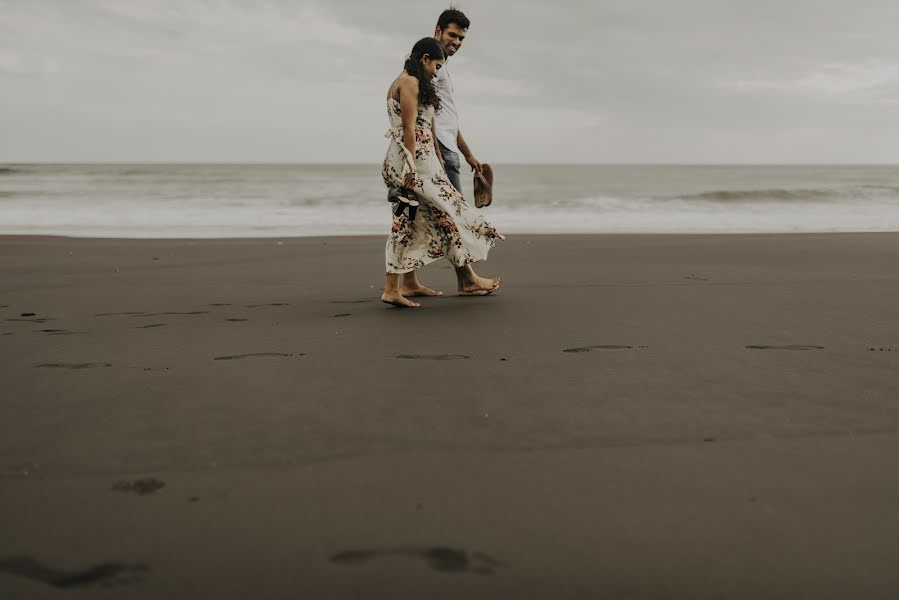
382, 97, 503, 274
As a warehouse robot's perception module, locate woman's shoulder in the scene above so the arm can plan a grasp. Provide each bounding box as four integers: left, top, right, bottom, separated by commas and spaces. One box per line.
388, 73, 419, 102
396, 74, 420, 93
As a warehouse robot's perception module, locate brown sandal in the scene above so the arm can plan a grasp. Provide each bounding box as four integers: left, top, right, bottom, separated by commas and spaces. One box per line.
473, 163, 494, 208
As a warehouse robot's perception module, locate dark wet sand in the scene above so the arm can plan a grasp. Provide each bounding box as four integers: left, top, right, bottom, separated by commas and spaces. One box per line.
1, 233, 898, 599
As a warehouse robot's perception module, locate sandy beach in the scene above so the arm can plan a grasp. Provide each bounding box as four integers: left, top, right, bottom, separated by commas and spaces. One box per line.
1, 232, 898, 599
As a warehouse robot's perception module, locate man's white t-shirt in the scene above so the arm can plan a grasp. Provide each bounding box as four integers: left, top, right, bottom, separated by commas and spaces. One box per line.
433, 63, 461, 156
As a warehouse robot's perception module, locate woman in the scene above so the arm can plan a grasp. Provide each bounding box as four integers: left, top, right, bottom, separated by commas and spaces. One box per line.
381, 37, 503, 308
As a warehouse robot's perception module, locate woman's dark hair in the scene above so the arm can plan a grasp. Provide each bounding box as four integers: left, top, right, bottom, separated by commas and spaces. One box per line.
403, 37, 446, 110
437, 7, 470, 30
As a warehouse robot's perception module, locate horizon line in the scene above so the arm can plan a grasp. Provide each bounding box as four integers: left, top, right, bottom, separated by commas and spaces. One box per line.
2, 162, 898, 167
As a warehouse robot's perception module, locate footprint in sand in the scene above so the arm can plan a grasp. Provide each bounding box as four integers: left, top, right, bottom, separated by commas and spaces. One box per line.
226, 318, 248, 322
36, 362, 111, 369
329, 299, 373, 304
563, 345, 646, 353
330, 546, 503, 575
6, 317, 55, 324
38, 329, 77, 335
0, 557, 149, 588
245, 303, 291, 308
136, 324, 166, 329
684, 274, 710, 281
396, 354, 469, 360
129, 311, 209, 317
208, 303, 231, 307
111, 478, 165, 495
746, 345, 823, 351
213, 352, 298, 361
332, 313, 352, 318
8, 462, 39, 476
95, 311, 147, 317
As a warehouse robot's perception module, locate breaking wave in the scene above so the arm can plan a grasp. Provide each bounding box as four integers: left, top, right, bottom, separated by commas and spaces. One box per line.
671, 186, 899, 204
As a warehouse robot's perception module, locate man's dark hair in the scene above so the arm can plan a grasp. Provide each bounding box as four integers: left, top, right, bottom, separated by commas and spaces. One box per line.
437, 7, 470, 31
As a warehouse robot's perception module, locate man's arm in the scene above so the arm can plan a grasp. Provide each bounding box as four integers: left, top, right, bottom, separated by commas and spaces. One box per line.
456, 130, 482, 174
433, 117, 446, 170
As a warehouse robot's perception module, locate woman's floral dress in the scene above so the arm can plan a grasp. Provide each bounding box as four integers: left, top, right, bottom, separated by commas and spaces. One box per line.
382, 97, 504, 274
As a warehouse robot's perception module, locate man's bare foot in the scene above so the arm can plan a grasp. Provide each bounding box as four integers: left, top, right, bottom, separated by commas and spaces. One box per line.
400, 284, 443, 297
381, 291, 421, 308
458, 276, 501, 296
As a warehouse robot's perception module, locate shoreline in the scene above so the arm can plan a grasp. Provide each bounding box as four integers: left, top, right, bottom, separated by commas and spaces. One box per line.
4, 229, 899, 241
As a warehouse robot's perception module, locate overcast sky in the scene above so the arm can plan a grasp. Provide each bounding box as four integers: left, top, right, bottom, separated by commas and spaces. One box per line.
1, 0, 897, 163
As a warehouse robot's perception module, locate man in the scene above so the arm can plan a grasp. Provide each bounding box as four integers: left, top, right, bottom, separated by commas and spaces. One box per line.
433, 7, 482, 194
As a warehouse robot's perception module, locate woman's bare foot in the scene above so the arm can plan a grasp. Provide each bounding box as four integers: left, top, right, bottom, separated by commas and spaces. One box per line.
381, 291, 421, 308
458, 276, 501, 296
401, 284, 443, 297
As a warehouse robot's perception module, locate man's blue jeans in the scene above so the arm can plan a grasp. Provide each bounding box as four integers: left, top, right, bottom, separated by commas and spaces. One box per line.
438, 140, 463, 194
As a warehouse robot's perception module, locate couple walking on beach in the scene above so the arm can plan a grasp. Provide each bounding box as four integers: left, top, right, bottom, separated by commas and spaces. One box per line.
381, 7, 504, 308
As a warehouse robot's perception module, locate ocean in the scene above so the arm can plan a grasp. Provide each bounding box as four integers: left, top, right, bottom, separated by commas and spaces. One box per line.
1, 164, 897, 238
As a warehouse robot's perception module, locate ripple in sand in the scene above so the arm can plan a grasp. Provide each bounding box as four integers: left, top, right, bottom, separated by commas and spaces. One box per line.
746, 345, 824, 351
36, 362, 111, 369
0, 557, 149, 588
396, 354, 469, 360
329, 299, 373, 304
330, 546, 503, 575
95, 311, 147, 317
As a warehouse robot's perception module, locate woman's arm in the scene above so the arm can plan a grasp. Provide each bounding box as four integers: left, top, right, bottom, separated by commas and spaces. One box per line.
398, 77, 419, 186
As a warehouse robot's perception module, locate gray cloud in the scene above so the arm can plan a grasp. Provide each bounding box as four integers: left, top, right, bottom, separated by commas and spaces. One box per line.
1, 0, 897, 163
